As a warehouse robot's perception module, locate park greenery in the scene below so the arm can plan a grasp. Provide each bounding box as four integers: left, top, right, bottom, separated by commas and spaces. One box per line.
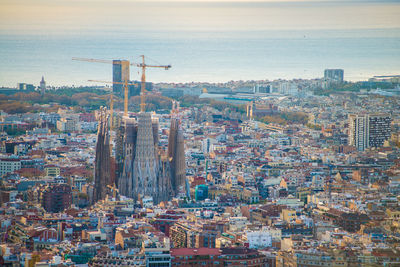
0, 87, 311, 127
3, 81, 393, 127
260, 111, 308, 125
178, 95, 246, 114
0, 87, 109, 114
5, 128, 27, 136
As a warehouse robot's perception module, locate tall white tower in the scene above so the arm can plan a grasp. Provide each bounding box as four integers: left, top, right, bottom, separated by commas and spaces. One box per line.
348, 114, 391, 151
349, 114, 368, 151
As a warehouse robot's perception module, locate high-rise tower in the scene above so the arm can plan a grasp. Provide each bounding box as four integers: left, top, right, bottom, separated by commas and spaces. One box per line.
113, 60, 130, 96
324, 69, 344, 83
93, 107, 113, 203
367, 114, 392, 148
349, 113, 392, 151
349, 114, 368, 151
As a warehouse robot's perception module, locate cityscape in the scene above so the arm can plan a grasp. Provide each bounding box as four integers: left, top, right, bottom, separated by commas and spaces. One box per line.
1, 0, 400, 267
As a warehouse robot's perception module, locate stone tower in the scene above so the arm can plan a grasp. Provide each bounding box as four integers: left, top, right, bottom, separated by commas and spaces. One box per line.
114, 116, 125, 187
118, 112, 171, 204
118, 117, 137, 197
132, 112, 159, 200
168, 117, 186, 194
93, 107, 113, 203
40, 76, 46, 95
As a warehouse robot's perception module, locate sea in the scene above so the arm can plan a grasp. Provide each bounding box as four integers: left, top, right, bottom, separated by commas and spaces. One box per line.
0, 1, 399, 87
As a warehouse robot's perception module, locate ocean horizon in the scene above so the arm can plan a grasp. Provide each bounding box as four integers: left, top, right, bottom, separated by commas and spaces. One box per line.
1, 0, 399, 87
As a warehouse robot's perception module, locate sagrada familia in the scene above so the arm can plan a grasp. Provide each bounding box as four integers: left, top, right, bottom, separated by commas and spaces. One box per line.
92, 107, 112, 204
93, 103, 185, 205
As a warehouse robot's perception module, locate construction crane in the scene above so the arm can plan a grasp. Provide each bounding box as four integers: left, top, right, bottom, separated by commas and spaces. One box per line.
133, 55, 171, 112
88, 79, 134, 117
72, 57, 113, 64
72, 56, 171, 112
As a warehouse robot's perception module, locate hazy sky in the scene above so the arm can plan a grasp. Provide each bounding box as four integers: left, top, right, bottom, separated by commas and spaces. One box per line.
1, 0, 399, 34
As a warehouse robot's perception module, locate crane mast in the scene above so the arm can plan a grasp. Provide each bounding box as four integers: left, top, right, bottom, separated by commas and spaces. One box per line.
124, 80, 129, 117
141, 55, 146, 112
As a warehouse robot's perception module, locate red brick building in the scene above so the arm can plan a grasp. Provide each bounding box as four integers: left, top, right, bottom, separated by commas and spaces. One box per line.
221, 247, 269, 266
150, 210, 184, 237
41, 184, 72, 213
171, 248, 222, 266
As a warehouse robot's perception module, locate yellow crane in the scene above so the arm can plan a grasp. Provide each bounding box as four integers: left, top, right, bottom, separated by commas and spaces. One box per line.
88, 79, 133, 117
72, 56, 171, 113
135, 55, 171, 112
72, 57, 112, 64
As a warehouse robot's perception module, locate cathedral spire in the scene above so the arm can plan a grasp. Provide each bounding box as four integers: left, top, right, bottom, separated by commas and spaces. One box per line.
118, 112, 171, 204
93, 107, 113, 204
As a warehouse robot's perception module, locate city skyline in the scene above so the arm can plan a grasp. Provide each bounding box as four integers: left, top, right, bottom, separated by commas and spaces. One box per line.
0, 0, 400, 261
1, 0, 400, 266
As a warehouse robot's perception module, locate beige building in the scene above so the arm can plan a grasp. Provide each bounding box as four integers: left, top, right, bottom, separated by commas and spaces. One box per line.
45, 166, 60, 177
56, 117, 80, 132
281, 209, 297, 223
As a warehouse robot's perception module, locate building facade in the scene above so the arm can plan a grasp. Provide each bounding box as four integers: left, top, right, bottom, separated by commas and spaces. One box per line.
349, 114, 392, 151
368, 114, 392, 148
0, 158, 21, 176
324, 69, 344, 82
112, 60, 130, 96
41, 184, 72, 213
56, 118, 80, 132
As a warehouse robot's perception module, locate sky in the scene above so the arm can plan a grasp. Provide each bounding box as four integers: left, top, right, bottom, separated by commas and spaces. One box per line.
1, 0, 399, 35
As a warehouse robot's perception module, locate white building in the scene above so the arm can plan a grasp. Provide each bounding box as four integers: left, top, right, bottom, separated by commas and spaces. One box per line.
80, 121, 98, 132
348, 114, 392, 151
202, 138, 216, 154
245, 228, 272, 249
38, 139, 63, 150
279, 82, 299, 95
229, 216, 249, 231
311, 175, 325, 191
0, 158, 21, 176
348, 114, 368, 151
142, 196, 154, 208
